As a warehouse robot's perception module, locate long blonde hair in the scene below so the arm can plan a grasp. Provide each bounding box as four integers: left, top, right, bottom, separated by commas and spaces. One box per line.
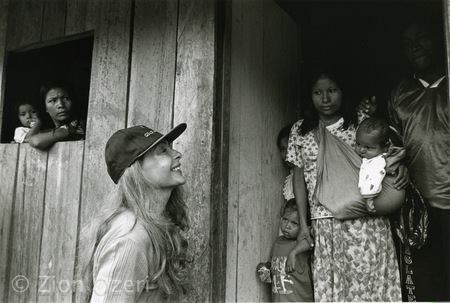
78, 159, 189, 301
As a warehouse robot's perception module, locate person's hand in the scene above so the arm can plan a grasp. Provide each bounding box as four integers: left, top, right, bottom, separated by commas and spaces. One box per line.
394, 164, 409, 189
30, 116, 42, 128
67, 120, 86, 135
298, 227, 314, 250
286, 251, 297, 273
358, 96, 378, 116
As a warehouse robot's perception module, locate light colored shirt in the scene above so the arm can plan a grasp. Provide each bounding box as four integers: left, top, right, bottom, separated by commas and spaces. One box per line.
14, 126, 30, 143
358, 154, 386, 197
91, 211, 154, 303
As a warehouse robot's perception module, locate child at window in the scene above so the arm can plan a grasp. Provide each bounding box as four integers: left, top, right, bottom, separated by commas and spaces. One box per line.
355, 116, 405, 213
13, 101, 40, 143
257, 199, 313, 302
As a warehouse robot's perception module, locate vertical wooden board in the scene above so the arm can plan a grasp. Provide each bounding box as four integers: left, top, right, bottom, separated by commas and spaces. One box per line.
37, 141, 84, 303
41, 0, 66, 41
173, 0, 215, 301
259, 1, 299, 301
210, 0, 231, 300
65, 0, 98, 35
8, 144, 48, 303
80, 0, 132, 221
7, 0, 45, 50
0, 0, 9, 138
232, 0, 265, 301
76, 0, 132, 299
128, 0, 178, 129
226, 0, 243, 300
0, 143, 19, 302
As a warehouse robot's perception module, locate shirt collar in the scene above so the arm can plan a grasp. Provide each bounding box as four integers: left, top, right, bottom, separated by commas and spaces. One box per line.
415, 74, 446, 88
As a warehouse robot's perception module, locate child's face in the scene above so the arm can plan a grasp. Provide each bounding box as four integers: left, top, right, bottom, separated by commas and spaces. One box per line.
280, 210, 300, 239
18, 104, 38, 127
278, 137, 294, 168
311, 76, 343, 122
355, 130, 387, 159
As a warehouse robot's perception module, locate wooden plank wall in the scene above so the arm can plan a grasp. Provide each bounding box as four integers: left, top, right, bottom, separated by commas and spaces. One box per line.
0, 143, 19, 301
0, 0, 10, 143
227, 0, 299, 301
0, 0, 215, 302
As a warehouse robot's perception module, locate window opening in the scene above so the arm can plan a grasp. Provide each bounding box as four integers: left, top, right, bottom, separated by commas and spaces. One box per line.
2, 35, 94, 143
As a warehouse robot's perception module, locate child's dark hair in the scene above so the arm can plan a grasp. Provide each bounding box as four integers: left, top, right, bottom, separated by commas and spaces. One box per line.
277, 123, 293, 149
280, 198, 298, 216
15, 100, 38, 115
357, 117, 391, 147
300, 64, 358, 136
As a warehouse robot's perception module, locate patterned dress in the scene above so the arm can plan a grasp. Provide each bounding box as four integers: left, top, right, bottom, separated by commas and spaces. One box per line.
286, 117, 401, 302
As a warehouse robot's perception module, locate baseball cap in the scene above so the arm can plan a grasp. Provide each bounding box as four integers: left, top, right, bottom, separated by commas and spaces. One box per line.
105, 123, 187, 184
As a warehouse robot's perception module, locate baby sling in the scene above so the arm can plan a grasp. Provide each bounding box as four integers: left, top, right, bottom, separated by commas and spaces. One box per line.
312, 121, 406, 220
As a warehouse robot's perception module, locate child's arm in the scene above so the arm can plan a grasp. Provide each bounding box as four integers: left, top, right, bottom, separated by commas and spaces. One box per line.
256, 261, 272, 283
28, 121, 70, 149
292, 166, 313, 248
23, 118, 42, 143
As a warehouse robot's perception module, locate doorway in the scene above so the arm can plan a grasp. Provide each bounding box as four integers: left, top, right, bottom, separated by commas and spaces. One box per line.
278, 0, 444, 119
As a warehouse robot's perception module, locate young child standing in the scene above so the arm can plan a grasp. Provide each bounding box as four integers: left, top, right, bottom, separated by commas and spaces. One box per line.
13, 101, 40, 143
354, 117, 392, 212
257, 199, 313, 302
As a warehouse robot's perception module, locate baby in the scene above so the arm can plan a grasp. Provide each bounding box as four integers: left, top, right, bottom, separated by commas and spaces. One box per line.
257, 199, 313, 302
355, 117, 392, 212
13, 101, 40, 143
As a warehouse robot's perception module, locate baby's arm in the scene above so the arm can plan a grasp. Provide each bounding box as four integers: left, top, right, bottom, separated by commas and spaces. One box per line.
23, 118, 42, 143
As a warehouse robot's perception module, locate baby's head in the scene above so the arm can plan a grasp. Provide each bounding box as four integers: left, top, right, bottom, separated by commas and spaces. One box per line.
16, 101, 39, 128
355, 117, 390, 159
279, 199, 300, 239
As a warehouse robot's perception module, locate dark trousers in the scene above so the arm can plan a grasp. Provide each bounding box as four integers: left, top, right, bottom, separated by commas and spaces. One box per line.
407, 207, 450, 302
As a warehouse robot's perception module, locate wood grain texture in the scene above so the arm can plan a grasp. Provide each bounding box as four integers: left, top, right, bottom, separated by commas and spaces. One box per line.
259, 1, 299, 300
225, 0, 243, 300
79, 0, 132, 221
227, 0, 299, 301
65, 0, 98, 36
210, 0, 231, 300
6, 0, 45, 50
173, 0, 215, 301
235, 0, 264, 300
0, 143, 19, 302
38, 141, 84, 303
76, 0, 132, 299
128, 0, 178, 129
8, 144, 48, 303
0, 0, 9, 139
42, 0, 66, 41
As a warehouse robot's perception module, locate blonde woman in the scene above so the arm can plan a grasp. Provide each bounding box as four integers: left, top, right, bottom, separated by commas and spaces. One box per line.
79, 123, 190, 302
